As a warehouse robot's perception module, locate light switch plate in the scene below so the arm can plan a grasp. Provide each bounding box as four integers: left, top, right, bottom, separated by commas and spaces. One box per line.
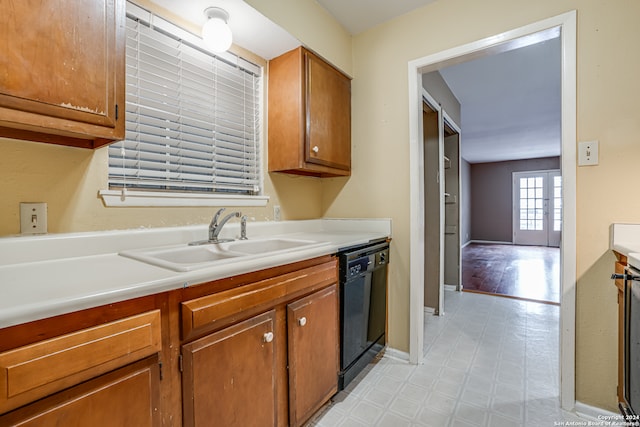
20, 202, 47, 234
578, 140, 599, 166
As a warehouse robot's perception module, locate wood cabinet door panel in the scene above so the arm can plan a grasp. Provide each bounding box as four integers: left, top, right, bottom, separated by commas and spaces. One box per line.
182, 310, 277, 427
0, 0, 120, 127
0, 0, 125, 147
0, 309, 161, 413
287, 284, 339, 427
0, 356, 161, 426
305, 52, 351, 171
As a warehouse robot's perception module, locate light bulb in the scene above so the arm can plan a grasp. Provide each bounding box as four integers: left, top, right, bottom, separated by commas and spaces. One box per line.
202, 8, 232, 53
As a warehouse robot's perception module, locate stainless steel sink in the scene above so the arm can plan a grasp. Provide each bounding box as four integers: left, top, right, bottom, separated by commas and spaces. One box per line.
119, 238, 329, 272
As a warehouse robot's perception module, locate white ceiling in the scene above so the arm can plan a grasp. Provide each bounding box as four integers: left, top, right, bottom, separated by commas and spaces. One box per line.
152, 0, 561, 164
316, 0, 437, 35
150, 0, 299, 59
439, 37, 561, 163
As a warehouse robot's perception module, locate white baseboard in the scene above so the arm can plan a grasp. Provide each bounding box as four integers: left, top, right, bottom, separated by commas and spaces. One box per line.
424, 306, 436, 315
383, 347, 410, 363
444, 284, 458, 292
470, 239, 513, 245
574, 400, 620, 421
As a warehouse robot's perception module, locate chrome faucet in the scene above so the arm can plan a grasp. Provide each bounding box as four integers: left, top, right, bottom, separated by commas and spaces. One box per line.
208, 208, 241, 243
189, 208, 241, 246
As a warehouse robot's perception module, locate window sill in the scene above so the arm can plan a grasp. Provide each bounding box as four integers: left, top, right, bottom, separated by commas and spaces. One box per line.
99, 189, 269, 208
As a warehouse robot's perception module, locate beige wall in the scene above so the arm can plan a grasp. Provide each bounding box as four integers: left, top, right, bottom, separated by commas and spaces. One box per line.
0, 136, 324, 235
247, 0, 640, 411
244, 0, 352, 75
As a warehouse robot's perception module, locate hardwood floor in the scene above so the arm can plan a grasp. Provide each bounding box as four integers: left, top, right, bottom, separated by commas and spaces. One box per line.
461, 243, 560, 305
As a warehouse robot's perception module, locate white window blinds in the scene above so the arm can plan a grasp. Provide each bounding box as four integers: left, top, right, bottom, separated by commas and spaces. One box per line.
108, 4, 262, 195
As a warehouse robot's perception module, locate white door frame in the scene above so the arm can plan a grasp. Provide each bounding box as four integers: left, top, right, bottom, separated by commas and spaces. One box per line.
408, 11, 577, 410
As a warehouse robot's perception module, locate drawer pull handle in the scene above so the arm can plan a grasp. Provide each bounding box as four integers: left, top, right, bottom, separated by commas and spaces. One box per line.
298, 317, 307, 327
312, 146, 319, 154
263, 332, 274, 343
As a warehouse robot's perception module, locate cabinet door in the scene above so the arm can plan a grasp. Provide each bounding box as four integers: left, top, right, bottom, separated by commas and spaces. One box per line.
0, 356, 161, 426
305, 51, 351, 172
287, 284, 339, 427
0, 0, 125, 147
182, 310, 277, 427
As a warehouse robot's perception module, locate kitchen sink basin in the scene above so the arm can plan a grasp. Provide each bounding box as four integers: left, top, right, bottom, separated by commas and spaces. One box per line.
119, 244, 244, 272
150, 246, 241, 264
226, 238, 323, 255
119, 238, 329, 272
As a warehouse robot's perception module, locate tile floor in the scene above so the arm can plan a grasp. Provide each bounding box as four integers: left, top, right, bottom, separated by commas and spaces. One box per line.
307, 290, 584, 426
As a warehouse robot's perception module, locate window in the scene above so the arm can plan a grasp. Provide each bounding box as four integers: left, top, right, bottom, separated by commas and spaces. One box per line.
553, 175, 562, 231
102, 3, 266, 207
519, 176, 544, 231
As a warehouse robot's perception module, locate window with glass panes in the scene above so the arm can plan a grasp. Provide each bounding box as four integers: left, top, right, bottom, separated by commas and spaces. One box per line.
519, 176, 544, 231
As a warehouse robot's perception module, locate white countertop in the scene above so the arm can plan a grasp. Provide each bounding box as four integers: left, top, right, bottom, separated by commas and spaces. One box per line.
610, 223, 640, 268
0, 219, 391, 329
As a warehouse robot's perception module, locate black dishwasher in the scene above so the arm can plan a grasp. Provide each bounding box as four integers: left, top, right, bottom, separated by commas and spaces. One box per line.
338, 239, 389, 390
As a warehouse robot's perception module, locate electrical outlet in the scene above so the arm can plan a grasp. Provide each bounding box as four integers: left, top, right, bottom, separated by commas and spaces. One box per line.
578, 140, 599, 166
273, 205, 281, 221
20, 202, 47, 234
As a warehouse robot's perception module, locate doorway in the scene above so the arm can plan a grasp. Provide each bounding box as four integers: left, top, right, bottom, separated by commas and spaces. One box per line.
513, 170, 562, 247
422, 96, 462, 316
408, 11, 577, 410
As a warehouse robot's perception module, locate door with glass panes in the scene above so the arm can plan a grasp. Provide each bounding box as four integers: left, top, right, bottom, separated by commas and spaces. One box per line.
513, 170, 561, 247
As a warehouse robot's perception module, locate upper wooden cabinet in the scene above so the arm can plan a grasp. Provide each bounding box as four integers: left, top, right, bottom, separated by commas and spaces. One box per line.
0, 0, 126, 149
268, 47, 351, 177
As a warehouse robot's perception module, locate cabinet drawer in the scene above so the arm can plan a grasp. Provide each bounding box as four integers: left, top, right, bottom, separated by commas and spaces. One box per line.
0, 309, 161, 413
182, 260, 337, 340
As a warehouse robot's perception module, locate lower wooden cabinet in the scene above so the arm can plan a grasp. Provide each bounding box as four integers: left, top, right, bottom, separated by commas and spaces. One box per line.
0, 256, 340, 426
614, 255, 627, 403
288, 285, 339, 427
0, 309, 162, 416
180, 257, 339, 427
181, 310, 278, 427
0, 355, 161, 426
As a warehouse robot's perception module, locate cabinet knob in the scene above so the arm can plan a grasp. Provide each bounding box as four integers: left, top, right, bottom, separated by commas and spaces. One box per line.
263, 332, 274, 343
312, 146, 319, 154
298, 317, 307, 327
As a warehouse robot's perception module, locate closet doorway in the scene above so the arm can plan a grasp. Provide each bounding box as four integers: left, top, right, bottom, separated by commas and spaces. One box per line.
422, 95, 461, 316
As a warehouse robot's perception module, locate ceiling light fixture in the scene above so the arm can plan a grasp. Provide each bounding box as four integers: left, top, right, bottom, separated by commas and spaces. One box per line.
202, 7, 232, 53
